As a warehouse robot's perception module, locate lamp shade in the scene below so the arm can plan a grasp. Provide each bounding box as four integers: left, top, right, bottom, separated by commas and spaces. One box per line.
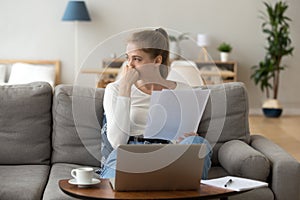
62, 1, 91, 21
197, 34, 209, 47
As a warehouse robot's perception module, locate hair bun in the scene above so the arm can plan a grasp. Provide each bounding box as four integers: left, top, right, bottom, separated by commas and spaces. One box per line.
155, 28, 168, 40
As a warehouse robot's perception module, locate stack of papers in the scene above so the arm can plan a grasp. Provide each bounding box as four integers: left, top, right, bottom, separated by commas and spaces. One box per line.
144, 88, 210, 141
201, 176, 268, 191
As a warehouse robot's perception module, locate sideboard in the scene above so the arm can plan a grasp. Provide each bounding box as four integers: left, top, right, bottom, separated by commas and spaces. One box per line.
81, 59, 237, 88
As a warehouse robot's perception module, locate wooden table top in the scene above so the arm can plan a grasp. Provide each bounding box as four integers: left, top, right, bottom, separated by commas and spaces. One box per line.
59, 179, 238, 200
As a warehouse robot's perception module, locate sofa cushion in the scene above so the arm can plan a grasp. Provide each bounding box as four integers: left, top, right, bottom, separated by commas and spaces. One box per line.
0, 82, 52, 165
8, 62, 56, 88
0, 165, 50, 200
230, 187, 274, 200
208, 166, 229, 179
197, 82, 250, 166
52, 85, 104, 166
210, 143, 223, 166
218, 140, 270, 181
198, 82, 250, 144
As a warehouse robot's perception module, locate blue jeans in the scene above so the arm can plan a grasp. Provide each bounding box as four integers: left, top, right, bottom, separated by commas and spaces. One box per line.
100, 136, 212, 180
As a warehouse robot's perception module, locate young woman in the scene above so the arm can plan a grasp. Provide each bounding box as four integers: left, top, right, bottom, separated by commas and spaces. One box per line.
100, 28, 212, 179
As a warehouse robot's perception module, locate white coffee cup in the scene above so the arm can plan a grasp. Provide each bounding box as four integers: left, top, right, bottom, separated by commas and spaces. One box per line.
71, 167, 93, 184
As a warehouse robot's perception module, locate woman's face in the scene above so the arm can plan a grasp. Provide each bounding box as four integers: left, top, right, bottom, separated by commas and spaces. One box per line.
125, 43, 161, 72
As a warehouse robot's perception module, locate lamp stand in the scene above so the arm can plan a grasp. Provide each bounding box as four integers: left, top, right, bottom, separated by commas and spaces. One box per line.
62, 1, 91, 82
198, 47, 209, 62
74, 21, 79, 80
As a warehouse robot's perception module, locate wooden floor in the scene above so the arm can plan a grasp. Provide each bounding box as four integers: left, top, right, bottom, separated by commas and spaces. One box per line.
249, 115, 300, 162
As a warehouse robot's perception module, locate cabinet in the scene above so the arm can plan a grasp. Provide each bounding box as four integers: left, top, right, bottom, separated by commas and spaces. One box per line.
79, 58, 123, 87
195, 61, 237, 85
80, 68, 120, 88
81, 59, 237, 88
102, 58, 125, 69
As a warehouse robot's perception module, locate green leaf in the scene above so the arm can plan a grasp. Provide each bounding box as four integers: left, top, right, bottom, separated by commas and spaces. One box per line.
217, 42, 232, 52
252, 1, 294, 98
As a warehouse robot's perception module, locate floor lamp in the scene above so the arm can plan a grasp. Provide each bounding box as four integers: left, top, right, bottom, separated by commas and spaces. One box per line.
62, 1, 91, 79
197, 34, 209, 62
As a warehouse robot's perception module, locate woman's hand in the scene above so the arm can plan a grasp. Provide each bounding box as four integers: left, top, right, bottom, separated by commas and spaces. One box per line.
123, 65, 139, 85
119, 65, 139, 97
176, 132, 198, 144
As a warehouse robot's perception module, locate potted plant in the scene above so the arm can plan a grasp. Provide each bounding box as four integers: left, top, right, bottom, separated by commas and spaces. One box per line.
217, 42, 232, 62
251, 1, 294, 117
168, 33, 189, 60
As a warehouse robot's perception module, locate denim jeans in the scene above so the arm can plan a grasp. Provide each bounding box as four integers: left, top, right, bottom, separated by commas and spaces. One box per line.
100, 135, 212, 180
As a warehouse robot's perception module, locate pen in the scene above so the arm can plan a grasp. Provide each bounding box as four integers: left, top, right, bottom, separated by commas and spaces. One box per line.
224, 179, 233, 187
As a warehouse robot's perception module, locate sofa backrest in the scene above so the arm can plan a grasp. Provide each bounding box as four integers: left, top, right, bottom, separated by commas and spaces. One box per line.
0, 81, 249, 168
197, 82, 250, 165
51, 82, 249, 167
51, 85, 104, 166
0, 82, 52, 165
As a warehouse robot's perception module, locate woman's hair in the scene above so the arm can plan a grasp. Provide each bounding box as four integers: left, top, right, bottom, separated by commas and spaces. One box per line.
127, 28, 170, 78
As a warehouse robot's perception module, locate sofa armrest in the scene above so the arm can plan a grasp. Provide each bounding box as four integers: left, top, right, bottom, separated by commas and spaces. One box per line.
251, 135, 300, 200
218, 140, 270, 181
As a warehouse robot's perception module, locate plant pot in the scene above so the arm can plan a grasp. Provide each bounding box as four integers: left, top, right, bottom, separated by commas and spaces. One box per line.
262, 108, 282, 118
262, 99, 283, 118
220, 52, 229, 62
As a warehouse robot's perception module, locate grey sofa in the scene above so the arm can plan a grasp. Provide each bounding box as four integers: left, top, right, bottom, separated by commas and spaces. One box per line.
0, 82, 299, 200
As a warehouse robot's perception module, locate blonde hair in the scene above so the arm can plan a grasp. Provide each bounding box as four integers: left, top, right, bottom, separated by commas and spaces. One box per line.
127, 28, 170, 78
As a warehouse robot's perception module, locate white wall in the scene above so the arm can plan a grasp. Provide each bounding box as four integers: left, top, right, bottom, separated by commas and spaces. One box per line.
0, 0, 299, 115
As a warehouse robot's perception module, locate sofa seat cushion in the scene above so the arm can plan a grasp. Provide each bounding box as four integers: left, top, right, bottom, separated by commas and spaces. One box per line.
43, 163, 98, 200
218, 140, 270, 181
208, 166, 229, 179
229, 187, 274, 200
0, 82, 52, 165
0, 165, 50, 200
207, 167, 274, 200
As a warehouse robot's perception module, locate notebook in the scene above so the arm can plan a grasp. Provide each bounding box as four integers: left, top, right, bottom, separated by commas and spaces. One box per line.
110, 144, 206, 191
201, 176, 268, 191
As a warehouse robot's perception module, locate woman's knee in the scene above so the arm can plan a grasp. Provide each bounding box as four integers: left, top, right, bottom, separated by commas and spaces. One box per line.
180, 135, 208, 145
180, 136, 212, 157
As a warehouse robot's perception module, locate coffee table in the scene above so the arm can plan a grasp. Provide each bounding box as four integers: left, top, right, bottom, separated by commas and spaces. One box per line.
59, 179, 241, 200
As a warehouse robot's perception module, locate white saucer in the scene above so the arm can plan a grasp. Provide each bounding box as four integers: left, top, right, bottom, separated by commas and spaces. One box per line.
68, 178, 101, 187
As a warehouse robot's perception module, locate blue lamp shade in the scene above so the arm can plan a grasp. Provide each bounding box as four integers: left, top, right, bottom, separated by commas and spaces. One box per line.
62, 1, 91, 21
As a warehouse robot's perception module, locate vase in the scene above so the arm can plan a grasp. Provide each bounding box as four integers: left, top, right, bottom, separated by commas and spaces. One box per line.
220, 52, 229, 62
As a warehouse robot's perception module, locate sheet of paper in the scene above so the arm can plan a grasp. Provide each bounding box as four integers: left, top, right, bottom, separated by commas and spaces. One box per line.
201, 176, 268, 191
144, 88, 210, 141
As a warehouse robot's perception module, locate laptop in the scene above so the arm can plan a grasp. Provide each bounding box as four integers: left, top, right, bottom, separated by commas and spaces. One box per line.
110, 144, 206, 191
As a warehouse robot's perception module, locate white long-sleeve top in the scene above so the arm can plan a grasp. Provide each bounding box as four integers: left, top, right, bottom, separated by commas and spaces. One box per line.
103, 80, 188, 149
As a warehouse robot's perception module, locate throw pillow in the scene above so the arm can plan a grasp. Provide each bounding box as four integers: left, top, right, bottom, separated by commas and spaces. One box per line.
218, 140, 270, 181
8, 62, 55, 88
0, 64, 6, 83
